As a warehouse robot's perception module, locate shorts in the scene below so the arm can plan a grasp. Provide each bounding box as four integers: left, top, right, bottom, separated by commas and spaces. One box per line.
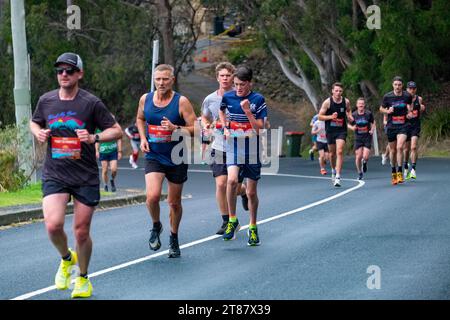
316, 141, 328, 152
326, 131, 347, 145
42, 180, 100, 207
227, 163, 262, 181
99, 152, 118, 162
406, 125, 421, 141
145, 159, 188, 184
354, 136, 372, 150
312, 135, 317, 143
386, 125, 409, 143
210, 149, 244, 182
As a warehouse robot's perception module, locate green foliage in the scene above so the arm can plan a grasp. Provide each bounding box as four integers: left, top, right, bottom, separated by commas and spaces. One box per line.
422, 108, 450, 142
0, 126, 28, 192
0, 0, 156, 127
0, 182, 43, 207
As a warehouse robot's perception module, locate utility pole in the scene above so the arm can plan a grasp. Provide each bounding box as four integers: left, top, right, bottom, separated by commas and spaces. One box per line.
11, 0, 36, 183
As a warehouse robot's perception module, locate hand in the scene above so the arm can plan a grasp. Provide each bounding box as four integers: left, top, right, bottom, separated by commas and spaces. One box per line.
37, 129, 51, 143
223, 127, 230, 137
387, 107, 394, 114
331, 112, 338, 120
240, 99, 251, 114
161, 116, 176, 131
140, 140, 150, 153
75, 129, 93, 143
96, 151, 100, 159
118, 151, 122, 160
406, 112, 413, 119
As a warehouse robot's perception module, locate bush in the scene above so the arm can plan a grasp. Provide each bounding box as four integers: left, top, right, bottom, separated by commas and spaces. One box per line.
0, 126, 28, 192
421, 108, 450, 142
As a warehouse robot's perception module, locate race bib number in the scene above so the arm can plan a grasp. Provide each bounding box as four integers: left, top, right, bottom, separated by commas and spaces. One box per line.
229, 121, 254, 138
392, 115, 405, 125
147, 124, 172, 143
357, 126, 369, 133
51, 137, 81, 159
330, 118, 344, 127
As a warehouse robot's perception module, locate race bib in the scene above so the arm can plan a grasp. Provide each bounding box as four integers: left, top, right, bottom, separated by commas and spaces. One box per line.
330, 118, 344, 127
392, 115, 405, 125
357, 126, 369, 133
147, 124, 172, 143
229, 121, 253, 138
51, 137, 81, 159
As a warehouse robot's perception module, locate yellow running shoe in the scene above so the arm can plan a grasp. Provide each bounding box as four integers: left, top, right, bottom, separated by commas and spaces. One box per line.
391, 173, 398, 185
397, 171, 404, 184
71, 276, 93, 299
55, 249, 78, 290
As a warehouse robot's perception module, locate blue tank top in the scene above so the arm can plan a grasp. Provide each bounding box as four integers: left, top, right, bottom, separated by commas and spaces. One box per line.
144, 91, 186, 166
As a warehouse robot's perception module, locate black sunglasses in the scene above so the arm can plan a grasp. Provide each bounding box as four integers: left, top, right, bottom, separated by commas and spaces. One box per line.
55, 67, 78, 75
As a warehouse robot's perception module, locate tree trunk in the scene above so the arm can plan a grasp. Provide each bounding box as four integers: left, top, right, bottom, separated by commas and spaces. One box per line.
268, 41, 321, 111
156, 0, 175, 67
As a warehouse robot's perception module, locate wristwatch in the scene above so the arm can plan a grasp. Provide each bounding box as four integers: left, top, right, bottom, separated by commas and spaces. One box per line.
94, 134, 100, 143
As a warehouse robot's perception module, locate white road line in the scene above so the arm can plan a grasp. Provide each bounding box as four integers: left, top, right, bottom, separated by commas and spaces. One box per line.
11, 172, 364, 300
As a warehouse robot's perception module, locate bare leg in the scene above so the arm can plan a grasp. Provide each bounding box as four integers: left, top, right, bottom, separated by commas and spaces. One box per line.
167, 181, 184, 234
145, 173, 165, 223
72, 200, 95, 275
245, 179, 259, 225
226, 166, 240, 218
43, 193, 71, 258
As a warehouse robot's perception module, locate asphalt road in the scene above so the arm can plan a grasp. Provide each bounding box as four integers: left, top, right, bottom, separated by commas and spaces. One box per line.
1, 156, 449, 300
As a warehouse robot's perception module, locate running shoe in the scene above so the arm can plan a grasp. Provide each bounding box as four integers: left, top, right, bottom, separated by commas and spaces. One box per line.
129, 155, 138, 169
320, 168, 327, 175
397, 171, 404, 184
241, 194, 249, 211
104, 185, 108, 192
149, 224, 163, 251
216, 221, 228, 235
309, 149, 314, 161
223, 219, 240, 241
381, 154, 388, 165
168, 235, 181, 258
55, 249, 78, 290
331, 170, 336, 182
410, 168, 416, 179
110, 179, 116, 192
358, 172, 363, 180
391, 173, 398, 185
334, 177, 341, 187
404, 169, 411, 180
71, 276, 93, 299
247, 228, 260, 246
363, 161, 368, 173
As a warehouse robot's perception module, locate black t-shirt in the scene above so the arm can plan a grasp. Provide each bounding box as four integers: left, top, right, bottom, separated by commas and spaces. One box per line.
381, 91, 412, 128
351, 110, 374, 138
325, 97, 347, 133
32, 89, 116, 186
408, 95, 422, 127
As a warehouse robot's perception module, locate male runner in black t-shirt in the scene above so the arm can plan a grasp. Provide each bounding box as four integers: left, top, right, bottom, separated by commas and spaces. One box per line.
403, 81, 425, 180
379, 76, 413, 185
30, 52, 122, 298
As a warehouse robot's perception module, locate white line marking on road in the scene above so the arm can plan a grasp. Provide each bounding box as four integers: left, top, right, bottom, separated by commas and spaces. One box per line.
11, 171, 364, 300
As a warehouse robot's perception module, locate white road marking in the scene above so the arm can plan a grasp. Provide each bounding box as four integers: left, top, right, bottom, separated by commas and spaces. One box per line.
11, 171, 364, 300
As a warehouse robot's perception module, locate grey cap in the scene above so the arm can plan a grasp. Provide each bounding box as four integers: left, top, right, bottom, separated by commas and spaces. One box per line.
54, 52, 83, 70
407, 81, 417, 88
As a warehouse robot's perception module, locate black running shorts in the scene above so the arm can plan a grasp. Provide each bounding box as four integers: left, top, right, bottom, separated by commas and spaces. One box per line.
42, 180, 100, 207
387, 125, 409, 143
145, 159, 188, 184
326, 131, 347, 145
354, 136, 372, 150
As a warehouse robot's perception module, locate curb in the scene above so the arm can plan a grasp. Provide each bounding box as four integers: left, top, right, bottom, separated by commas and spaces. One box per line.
0, 192, 167, 227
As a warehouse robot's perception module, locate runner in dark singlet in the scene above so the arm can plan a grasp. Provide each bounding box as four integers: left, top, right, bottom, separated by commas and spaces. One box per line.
318, 82, 353, 187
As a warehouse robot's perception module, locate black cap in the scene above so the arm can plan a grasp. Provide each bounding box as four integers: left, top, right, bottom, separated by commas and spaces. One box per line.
54, 52, 83, 70
407, 81, 417, 88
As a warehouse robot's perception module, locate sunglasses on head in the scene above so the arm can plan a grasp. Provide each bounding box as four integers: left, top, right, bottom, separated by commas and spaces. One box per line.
55, 67, 78, 75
